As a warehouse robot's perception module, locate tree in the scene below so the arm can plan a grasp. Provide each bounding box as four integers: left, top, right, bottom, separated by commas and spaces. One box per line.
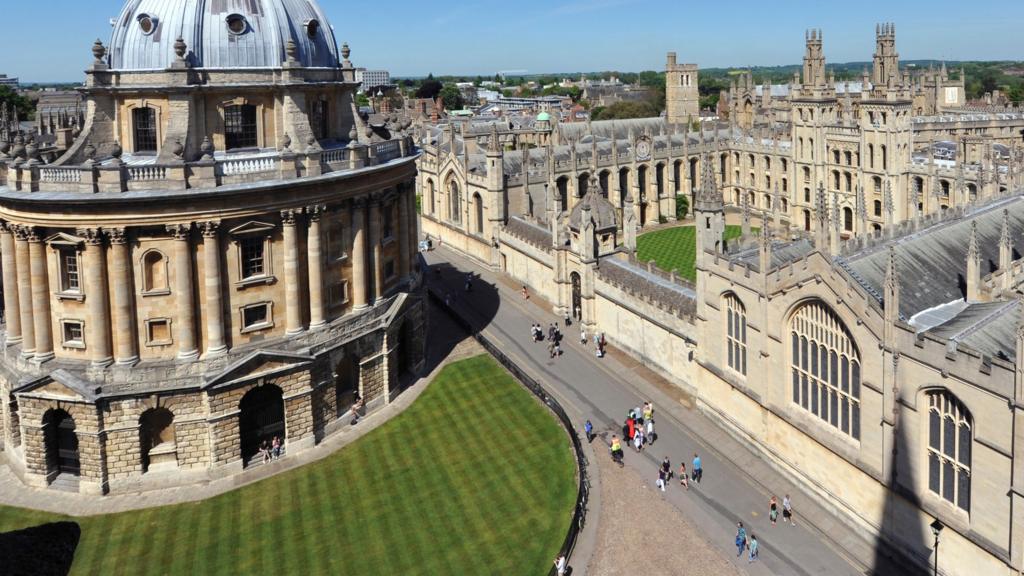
415, 73, 443, 100
439, 84, 465, 110
0, 86, 33, 122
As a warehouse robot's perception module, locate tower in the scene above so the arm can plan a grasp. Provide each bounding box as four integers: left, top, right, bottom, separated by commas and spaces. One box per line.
790, 29, 836, 229
665, 52, 699, 125
694, 153, 725, 258
872, 23, 899, 88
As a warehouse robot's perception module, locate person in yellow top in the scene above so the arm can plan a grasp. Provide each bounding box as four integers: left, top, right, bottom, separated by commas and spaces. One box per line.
610, 435, 624, 466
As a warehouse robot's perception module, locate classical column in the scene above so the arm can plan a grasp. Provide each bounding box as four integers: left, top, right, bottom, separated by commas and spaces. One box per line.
306, 205, 326, 329
13, 227, 34, 357
397, 189, 411, 280
201, 221, 226, 356
351, 199, 369, 310
27, 228, 53, 362
167, 224, 198, 361
0, 223, 22, 344
108, 228, 138, 365
80, 228, 112, 367
281, 210, 304, 335
369, 198, 384, 300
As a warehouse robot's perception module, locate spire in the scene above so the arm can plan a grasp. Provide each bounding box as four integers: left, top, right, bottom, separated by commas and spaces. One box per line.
759, 220, 772, 273
856, 184, 867, 231
1000, 209, 1014, 290
883, 180, 895, 225
883, 245, 901, 330
967, 221, 982, 301
487, 123, 500, 154
694, 152, 722, 213
741, 191, 751, 239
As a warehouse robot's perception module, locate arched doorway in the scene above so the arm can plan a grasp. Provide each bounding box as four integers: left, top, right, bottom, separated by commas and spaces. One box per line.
43, 409, 79, 479
139, 408, 176, 472
239, 385, 285, 466
570, 272, 582, 320
334, 356, 359, 419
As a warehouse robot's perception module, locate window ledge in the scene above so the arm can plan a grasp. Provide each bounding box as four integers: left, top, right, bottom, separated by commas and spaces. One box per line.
235, 275, 276, 289
144, 339, 173, 348
62, 341, 85, 350
55, 291, 85, 302
240, 321, 274, 335
141, 289, 171, 298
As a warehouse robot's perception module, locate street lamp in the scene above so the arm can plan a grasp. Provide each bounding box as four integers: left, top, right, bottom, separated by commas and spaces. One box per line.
930, 519, 944, 576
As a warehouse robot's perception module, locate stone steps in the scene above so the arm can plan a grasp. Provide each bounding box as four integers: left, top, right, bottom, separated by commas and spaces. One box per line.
48, 473, 80, 493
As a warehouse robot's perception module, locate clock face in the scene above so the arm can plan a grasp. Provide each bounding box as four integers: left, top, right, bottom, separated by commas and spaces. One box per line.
635, 140, 651, 160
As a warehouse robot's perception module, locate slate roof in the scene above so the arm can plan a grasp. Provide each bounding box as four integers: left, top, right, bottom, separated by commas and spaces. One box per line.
840, 194, 1024, 319
927, 301, 1019, 362
731, 238, 815, 272
505, 216, 552, 249
597, 258, 696, 316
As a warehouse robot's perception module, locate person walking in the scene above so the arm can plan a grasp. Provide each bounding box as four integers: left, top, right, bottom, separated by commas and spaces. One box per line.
610, 435, 624, 466
783, 494, 795, 526
626, 417, 636, 441
660, 457, 671, 485
580, 326, 587, 346
584, 419, 594, 443
548, 340, 556, 359
748, 534, 759, 563
646, 418, 655, 444
692, 453, 703, 484
643, 401, 653, 422
633, 428, 644, 452
735, 522, 748, 557
769, 496, 779, 526
564, 310, 571, 327
656, 467, 668, 492
521, 285, 529, 299
554, 554, 567, 576
678, 462, 689, 490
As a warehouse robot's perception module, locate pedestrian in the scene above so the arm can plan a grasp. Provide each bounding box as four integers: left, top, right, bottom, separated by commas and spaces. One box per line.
661, 456, 671, 479
575, 305, 581, 320
351, 395, 364, 425
692, 453, 703, 484
261, 439, 271, 463
554, 554, 567, 576
548, 340, 556, 359
657, 467, 668, 492
678, 462, 689, 490
522, 285, 529, 299
580, 326, 587, 346
783, 494, 795, 526
444, 292, 451, 307
769, 496, 779, 526
646, 418, 655, 444
564, 310, 571, 327
748, 534, 759, 563
464, 272, 473, 292
548, 323, 556, 342
626, 418, 635, 441
554, 341, 562, 357
610, 435, 624, 466
633, 428, 644, 452
584, 419, 594, 443
272, 435, 282, 459
735, 522, 747, 557
643, 401, 654, 422
633, 404, 643, 426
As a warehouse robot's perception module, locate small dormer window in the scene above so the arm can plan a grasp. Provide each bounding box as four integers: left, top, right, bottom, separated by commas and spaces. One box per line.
305, 19, 320, 39
226, 14, 247, 35
137, 14, 157, 35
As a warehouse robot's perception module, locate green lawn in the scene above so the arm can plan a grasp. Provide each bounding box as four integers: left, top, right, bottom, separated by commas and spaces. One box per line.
0, 355, 577, 575
636, 225, 746, 281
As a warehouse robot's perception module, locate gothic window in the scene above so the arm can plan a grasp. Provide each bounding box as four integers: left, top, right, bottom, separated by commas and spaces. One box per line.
59, 248, 81, 293
874, 200, 882, 217
782, 178, 788, 193
873, 176, 882, 194
941, 180, 950, 198
132, 107, 158, 153
844, 172, 852, 192
782, 198, 788, 212
764, 156, 771, 171
673, 161, 681, 193
724, 294, 747, 376
804, 187, 811, 203
224, 104, 258, 150
868, 144, 875, 169
427, 179, 436, 214
881, 145, 888, 171
832, 170, 840, 191
449, 180, 462, 223
844, 207, 853, 231
928, 391, 971, 512
844, 151, 852, 165
310, 99, 329, 140
833, 149, 841, 164
790, 301, 861, 439
472, 193, 484, 234
802, 167, 811, 184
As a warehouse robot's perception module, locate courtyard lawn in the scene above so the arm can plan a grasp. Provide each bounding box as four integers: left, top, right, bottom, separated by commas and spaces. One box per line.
637, 225, 746, 281
0, 354, 577, 575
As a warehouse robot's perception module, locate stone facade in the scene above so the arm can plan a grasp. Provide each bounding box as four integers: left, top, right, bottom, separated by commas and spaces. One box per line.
0, 0, 426, 495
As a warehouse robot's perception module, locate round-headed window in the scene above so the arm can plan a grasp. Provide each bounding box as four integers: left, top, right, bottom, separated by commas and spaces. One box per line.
137, 13, 157, 35
226, 14, 247, 35
305, 19, 320, 39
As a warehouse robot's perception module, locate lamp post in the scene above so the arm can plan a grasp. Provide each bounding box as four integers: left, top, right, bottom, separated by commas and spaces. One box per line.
930, 519, 944, 576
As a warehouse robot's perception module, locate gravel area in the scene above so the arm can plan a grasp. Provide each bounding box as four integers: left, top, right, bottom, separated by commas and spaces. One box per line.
587, 443, 742, 576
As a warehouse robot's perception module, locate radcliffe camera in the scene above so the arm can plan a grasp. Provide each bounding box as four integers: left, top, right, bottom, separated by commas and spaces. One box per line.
0, 2, 1020, 575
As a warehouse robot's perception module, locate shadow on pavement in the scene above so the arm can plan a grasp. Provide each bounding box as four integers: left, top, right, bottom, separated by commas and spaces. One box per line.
0, 520, 81, 576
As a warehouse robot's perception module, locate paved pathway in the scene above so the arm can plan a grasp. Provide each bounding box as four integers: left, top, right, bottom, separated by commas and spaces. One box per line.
0, 303, 478, 516
427, 246, 881, 576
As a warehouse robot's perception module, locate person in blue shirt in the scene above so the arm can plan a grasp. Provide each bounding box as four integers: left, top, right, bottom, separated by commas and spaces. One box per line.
583, 419, 593, 443
692, 453, 703, 484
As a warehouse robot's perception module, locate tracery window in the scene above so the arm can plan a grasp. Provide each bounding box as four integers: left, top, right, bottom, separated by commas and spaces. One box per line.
790, 301, 860, 439
449, 180, 462, 223
928, 391, 971, 512
725, 294, 747, 376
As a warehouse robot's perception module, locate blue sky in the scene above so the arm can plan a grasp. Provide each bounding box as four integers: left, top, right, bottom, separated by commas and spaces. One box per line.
2, 0, 1021, 82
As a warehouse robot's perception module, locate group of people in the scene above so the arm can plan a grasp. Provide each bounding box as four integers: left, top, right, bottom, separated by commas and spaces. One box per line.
621, 402, 657, 452
259, 435, 283, 464
532, 323, 565, 358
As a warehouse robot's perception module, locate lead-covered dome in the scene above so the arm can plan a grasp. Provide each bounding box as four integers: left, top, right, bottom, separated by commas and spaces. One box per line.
107, 0, 341, 70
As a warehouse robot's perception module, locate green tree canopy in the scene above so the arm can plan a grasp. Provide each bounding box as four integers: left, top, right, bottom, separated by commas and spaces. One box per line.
439, 84, 465, 110
415, 73, 443, 100
0, 86, 33, 122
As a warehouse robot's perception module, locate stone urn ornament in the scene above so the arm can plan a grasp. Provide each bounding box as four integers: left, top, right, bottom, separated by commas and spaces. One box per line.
281, 133, 292, 152
82, 143, 97, 163
110, 141, 123, 160
200, 135, 214, 160
171, 138, 184, 159
0, 138, 9, 159
92, 39, 106, 64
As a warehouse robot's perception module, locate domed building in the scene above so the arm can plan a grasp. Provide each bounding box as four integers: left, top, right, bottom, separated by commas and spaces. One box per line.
0, 0, 424, 494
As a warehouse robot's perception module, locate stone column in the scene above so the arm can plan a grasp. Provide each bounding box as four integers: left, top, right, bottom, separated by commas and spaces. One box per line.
281, 210, 304, 335
397, 189, 411, 279
201, 221, 226, 357
0, 223, 22, 344
167, 224, 198, 361
27, 228, 53, 362
351, 199, 369, 310
108, 228, 138, 365
13, 227, 34, 357
306, 205, 326, 329
80, 229, 112, 367
369, 198, 384, 300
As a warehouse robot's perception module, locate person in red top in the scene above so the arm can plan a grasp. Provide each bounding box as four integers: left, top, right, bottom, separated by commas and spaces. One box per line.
626, 417, 636, 440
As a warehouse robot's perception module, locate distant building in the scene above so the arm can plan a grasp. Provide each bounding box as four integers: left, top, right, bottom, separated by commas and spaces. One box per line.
0, 74, 18, 88
355, 69, 391, 92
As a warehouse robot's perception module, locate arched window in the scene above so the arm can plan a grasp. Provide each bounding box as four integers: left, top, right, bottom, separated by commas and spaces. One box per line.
844, 172, 852, 192
132, 107, 158, 153
655, 164, 664, 198
578, 173, 590, 198
868, 144, 875, 169
844, 151, 852, 165
843, 207, 853, 231
880, 145, 888, 170
832, 170, 840, 191
449, 180, 462, 223
141, 250, 168, 294
802, 166, 811, 184
803, 209, 811, 231
927, 391, 971, 512
672, 161, 681, 193
599, 170, 610, 197
472, 193, 484, 234
832, 149, 841, 164
427, 179, 435, 215
782, 198, 788, 212
790, 301, 861, 438
224, 104, 258, 150
724, 294, 747, 376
